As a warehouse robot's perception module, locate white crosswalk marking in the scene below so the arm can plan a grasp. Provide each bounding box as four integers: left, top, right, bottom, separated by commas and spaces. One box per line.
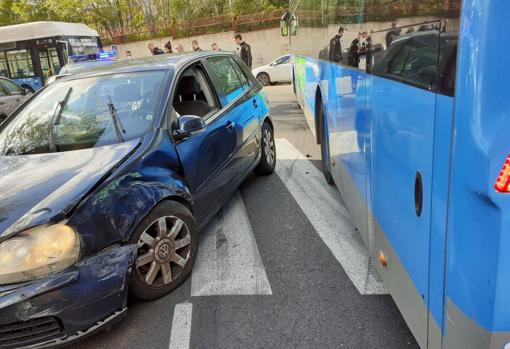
168, 303, 193, 349
275, 138, 387, 295
191, 191, 272, 296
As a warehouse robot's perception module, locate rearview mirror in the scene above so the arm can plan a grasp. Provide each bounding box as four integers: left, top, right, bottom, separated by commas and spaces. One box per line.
173, 115, 206, 140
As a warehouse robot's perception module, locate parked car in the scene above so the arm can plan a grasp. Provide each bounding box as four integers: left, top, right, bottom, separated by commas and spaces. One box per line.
252, 54, 293, 85
0, 52, 275, 348
0, 77, 29, 124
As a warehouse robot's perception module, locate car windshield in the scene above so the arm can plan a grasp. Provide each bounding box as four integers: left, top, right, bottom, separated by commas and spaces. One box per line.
0, 71, 165, 156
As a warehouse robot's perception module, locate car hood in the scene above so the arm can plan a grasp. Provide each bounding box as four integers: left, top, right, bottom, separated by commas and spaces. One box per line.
0, 140, 139, 240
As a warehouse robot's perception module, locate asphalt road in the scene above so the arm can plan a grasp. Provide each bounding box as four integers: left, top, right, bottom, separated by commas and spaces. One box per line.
74, 84, 419, 349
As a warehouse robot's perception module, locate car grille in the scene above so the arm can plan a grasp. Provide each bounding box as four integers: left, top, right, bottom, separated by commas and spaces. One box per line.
0, 317, 63, 348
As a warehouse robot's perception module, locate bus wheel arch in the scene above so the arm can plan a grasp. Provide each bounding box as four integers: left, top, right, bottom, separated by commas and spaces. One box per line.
316, 88, 334, 185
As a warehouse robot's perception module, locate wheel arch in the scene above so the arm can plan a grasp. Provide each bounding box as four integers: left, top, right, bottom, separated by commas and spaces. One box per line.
315, 87, 324, 145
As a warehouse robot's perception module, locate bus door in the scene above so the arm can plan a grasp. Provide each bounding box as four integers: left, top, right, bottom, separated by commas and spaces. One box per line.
368, 24, 441, 347
37, 47, 62, 83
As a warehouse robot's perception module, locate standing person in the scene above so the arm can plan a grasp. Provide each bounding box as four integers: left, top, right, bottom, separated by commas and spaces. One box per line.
348, 32, 362, 68
329, 26, 344, 64
211, 43, 221, 51
126, 50, 133, 60
234, 33, 252, 69
385, 22, 401, 48
191, 40, 202, 51
175, 44, 184, 53
164, 41, 173, 54
147, 41, 164, 55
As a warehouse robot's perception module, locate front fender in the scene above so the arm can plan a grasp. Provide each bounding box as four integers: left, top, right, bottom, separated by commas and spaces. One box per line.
69, 131, 191, 255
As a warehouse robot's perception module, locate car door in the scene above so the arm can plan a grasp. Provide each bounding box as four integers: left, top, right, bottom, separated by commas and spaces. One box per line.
369, 30, 440, 346
171, 62, 238, 224
205, 55, 261, 183
271, 56, 292, 82
0, 79, 25, 117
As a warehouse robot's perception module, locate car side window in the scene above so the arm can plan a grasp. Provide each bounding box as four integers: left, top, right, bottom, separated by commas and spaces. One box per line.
0, 79, 24, 95
172, 65, 220, 120
206, 56, 248, 104
384, 38, 439, 90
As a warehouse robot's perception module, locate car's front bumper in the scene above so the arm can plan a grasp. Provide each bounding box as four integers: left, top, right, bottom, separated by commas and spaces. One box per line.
0, 244, 136, 349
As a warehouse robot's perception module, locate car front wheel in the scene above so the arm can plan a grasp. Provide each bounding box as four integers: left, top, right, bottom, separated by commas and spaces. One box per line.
129, 201, 198, 300
255, 121, 276, 175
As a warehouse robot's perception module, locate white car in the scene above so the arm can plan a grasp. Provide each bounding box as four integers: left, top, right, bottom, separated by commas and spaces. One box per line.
252, 55, 293, 86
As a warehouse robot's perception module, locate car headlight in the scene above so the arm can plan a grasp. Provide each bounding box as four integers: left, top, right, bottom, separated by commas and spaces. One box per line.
0, 224, 79, 284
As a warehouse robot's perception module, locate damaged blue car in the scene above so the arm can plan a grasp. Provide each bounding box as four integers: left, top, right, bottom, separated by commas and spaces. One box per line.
0, 51, 275, 348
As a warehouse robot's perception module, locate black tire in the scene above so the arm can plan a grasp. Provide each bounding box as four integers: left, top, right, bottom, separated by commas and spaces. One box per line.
257, 72, 271, 86
129, 200, 198, 300
318, 101, 334, 185
255, 121, 276, 175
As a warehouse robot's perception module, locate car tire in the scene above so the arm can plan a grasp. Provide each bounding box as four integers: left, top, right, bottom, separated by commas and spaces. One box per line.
257, 73, 271, 86
319, 102, 334, 185
129, 200, 198, 300
255, 121, 276, 175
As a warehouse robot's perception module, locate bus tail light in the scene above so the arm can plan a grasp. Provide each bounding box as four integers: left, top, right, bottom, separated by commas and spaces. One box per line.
495, 154, 510, 192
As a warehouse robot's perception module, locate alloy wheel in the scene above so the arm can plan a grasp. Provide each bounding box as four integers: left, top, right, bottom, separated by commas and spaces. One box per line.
135, 216, 192, 287
263, 128, 275, 166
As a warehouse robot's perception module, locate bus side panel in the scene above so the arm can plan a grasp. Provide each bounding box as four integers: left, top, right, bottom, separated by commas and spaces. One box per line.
319, 61, 370, 248
444, 0, 510, 348
427, 94, 455, 349
293, 56, 320, 141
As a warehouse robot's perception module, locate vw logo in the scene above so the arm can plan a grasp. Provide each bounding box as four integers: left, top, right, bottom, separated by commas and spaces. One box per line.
158, 243, 170, 259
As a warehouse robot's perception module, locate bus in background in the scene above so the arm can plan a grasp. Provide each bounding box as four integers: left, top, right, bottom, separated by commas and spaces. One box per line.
289, 1, 510, 348
0, 21, 101, 92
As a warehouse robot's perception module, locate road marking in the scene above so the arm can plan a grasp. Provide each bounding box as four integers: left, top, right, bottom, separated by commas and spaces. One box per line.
168, 303, 192, 349
275, 138, 387, 295
191, 191, 272, 296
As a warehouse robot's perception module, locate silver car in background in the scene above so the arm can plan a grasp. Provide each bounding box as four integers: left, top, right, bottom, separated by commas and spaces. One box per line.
0, 77, 29, 124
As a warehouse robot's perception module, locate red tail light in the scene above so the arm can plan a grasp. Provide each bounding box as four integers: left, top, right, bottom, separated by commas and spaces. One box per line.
495, 154, 510, 192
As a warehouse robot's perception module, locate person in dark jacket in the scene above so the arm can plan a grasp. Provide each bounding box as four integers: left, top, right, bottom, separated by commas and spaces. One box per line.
191, 40, 202, 51
348, 32, 362, 67
147, 42, 164, 55
329, 26, 344, 63
235, 33, 252, 69
385, 22, 401, 48
164, 41, 173, 54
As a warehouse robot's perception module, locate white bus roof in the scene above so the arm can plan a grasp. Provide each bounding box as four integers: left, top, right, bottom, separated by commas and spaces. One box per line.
0, 21, 99, 44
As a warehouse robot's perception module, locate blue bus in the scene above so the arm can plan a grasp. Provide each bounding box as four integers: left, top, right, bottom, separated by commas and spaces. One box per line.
0, 21, 101, 92
290, 1, 510, 348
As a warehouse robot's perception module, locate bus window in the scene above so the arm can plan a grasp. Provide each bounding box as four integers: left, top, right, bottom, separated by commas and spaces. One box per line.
7, 50, 35, 78
0, 52, 8, 77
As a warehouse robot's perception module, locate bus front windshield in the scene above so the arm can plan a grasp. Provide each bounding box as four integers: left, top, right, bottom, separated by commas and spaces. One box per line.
0, 71, 165, 156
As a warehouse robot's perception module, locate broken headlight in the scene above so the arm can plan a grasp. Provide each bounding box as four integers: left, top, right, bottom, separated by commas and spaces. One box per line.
0, 224, 79, 284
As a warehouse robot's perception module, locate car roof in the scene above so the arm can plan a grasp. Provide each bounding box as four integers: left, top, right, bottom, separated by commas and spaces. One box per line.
63, 51, 237, 82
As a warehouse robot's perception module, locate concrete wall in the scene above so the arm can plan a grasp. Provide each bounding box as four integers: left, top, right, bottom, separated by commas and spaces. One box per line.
113, 28, 290, 68
110, 16, 459, 68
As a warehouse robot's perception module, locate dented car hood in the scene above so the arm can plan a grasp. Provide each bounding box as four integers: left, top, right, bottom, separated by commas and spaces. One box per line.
0, 140, 139, 240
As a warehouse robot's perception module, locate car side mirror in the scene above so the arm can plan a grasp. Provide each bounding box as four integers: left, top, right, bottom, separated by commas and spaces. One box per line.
173, 115, 206, 140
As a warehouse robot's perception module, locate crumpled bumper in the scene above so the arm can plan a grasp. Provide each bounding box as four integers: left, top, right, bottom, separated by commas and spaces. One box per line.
0, 244, 136, 349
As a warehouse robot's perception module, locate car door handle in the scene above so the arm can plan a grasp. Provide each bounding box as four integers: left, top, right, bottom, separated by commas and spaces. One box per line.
253, 99, 258, 108
226, 121, 235, 133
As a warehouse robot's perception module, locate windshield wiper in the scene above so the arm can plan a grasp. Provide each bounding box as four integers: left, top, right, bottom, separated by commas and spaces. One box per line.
107, 96, 126, 143
48, 87, 73, 152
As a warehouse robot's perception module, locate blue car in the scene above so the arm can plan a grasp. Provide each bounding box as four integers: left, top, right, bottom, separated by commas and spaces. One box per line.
0, 52, 275, 348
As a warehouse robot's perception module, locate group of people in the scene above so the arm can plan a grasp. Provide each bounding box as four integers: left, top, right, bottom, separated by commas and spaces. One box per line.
326, 26, 369, 68
134, 33, 253, 68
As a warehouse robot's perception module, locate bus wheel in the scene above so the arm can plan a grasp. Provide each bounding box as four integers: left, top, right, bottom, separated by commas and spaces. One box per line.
319, 102, 334, 185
